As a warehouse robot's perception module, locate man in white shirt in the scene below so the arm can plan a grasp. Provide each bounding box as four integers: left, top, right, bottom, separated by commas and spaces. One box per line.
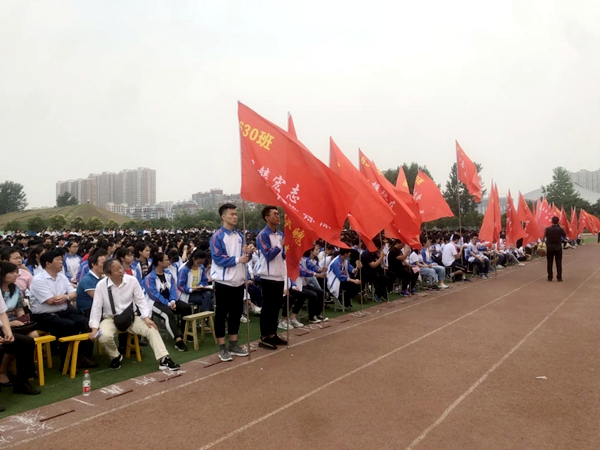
88, 259, 180, 371
29, 250, 97, 370
441, 235, 469, 282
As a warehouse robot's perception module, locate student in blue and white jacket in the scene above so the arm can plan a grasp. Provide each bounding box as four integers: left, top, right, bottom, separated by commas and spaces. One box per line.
209, 203, 252, 362
254, 206, 287, 350
63, 241, 82, 282
177, 249, 212, 312
145, 252, 192, 352
326, 248, 361, 307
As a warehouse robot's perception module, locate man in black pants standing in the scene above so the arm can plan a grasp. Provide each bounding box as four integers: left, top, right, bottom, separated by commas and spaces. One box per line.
544, 216, 566, 282
209, 203, 252, 362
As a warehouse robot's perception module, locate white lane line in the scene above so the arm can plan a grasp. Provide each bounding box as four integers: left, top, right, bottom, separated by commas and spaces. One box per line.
195, 269, 558, 450
405, 265, 600, 450
0, 259, 548, 449
70, 398, 95, 407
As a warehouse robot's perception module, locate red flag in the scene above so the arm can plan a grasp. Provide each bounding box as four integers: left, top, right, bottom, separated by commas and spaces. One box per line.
456, 140, 482, 203
537, 198, 553, 230
358, 150, 421, 246
505, 190, 527, 246
517, 192, 540, 243
580, 209, 600, 234
238, 102, 356, 244
413, 170, 454, 223
329, 139, 395, 244
396, 166, 410, 194
479, 181, 500, 243
569, 208, 579, 240
559, 206, 572, 240
516, 192, 532, 223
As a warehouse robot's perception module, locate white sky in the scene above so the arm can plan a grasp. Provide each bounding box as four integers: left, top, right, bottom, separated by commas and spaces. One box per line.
1, 0, 598, 208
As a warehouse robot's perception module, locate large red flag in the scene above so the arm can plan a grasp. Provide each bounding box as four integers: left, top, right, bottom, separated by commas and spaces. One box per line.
559, 206, 572, 240
238, 102, 356, 244
516, 192, 531, 223
505, 190, 527, 246
479, 182, 500, 243
537, 198, 553, 230
569, 208, 579, 240
517, 192, 540, 243
456, 140, 482, 203
413, 170, 454, 223
358, 150, 421, 246
329, 139, 395, 247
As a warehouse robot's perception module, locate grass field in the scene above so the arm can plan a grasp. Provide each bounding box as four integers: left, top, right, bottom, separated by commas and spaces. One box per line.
0, 204, 129, 229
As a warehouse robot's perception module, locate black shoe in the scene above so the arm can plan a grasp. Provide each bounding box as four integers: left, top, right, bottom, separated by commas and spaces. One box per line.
77, 357, 99, 369
462, 278, 472, 282
159, 356, 180, 371
258, 338, 277, 350
110, 354, 123, 370
271, 335, 288, 346
13, 381, 41, 396
557, 278, 563, 282
175, 340, 188, 352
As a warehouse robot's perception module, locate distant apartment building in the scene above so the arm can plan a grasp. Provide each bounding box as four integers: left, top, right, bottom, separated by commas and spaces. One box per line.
569, 168, 600, 193
56, 167, 157, 209
190, 189, 244, 210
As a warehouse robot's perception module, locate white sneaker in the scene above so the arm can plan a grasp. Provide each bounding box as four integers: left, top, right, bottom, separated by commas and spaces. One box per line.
251, 305, 262, 315
496, 265, 504, 269
278, 320, 293, 330
240, 315, 248, 323
439, 283, 449, 289
518, 263, 525, 266
309, 316, 322, 323
289, 318, 304, 328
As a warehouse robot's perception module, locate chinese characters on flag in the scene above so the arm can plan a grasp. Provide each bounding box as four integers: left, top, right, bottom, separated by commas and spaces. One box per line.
412, 170, 454, 223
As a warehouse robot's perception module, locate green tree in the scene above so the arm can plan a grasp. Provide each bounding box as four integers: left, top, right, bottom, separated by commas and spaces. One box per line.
122, 220, 138, 229
105, 219, 120, 230
150, 217, 172, 229
4, 220, 21, 231
87, 217, 104, 230
590, 198, 600, 217
70, 216, 86, 230
0, 181, 28, 215
48, 214, 68, 230
443, 162, 486, 216
56, 191, 78, 207
542, 167, 591, 210
27, 215, 46, 232
382, 163, 436, 194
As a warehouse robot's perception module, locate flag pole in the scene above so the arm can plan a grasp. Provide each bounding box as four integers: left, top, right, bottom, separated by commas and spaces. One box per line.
282, 209, 290, 348
357, 233, 364, 314
456, 168, 462, 232
242, 200, 252, 358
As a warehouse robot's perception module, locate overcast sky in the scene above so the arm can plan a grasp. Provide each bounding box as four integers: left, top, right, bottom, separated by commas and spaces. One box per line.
1, 0, 598, 208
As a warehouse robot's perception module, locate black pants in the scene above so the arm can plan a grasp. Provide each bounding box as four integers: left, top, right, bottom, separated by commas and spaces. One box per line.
214, 283, 244, 339
303, 283, 324, 316
151, 300, 192, 340
471, 258, 490, 274
285, 288, 321, 318
31, 304, 93, 364
340, 281, 360, 306
363, 271, 396, 299
547, 247, 563, 280
260, 279, 284, 337
0, 331, 35, 383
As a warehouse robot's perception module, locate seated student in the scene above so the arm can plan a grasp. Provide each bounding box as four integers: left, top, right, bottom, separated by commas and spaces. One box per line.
299, 245, 328, 320
420, 236, 449, 289
75, 250, 108, 319
26, 245, 46, 276
115, 247, 143, 286
360, 239, 396, 301
408, 247, 440, 290
29, 250, 98, 370
326, 249, 362, 307
441, 234, 470, 282
466, 234, 491, 278
1, 249, 33, 298
63, 241, 82, 283
388, 239, 419, 295
145, 253, 191, 352
177, 249, 213, 313
88, 259, 180, 371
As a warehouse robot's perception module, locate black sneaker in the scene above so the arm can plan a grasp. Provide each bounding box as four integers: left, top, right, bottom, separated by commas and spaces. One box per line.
316, 315, 329, 322
175, 340, 188, 352
462, 278, 472, 282
110, 354, 123, 370
159, 356, 180, 371
271, 335, 288, 346
258, 338, 277, 350
13, 381, 41, 396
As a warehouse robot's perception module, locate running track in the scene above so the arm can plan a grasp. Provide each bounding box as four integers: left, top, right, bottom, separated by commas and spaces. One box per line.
2, 244, 599, 449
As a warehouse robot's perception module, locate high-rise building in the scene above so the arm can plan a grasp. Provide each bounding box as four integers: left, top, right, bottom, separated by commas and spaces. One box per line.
191, 189, 224, 210
56, 167, 157, 209
569, 168, 600, 193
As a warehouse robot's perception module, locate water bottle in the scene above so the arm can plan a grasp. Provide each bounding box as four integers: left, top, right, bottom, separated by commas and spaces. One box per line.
82, 370, 91, 396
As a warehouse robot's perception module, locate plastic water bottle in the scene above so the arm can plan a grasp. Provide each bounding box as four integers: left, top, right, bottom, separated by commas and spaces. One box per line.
82, 370, 91, 396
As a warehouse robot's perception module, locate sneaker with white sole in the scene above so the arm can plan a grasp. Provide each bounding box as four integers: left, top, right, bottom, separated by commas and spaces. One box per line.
158, 356, 180, 371
219, 348, 233, 362
316, 315, 329, 322
439, 283, 449, 289
229, 344, 249, 357
240, 315, 248, 323
309, 316, 322, 323
496, 265, 504, 269
289, 318, 304, 328
251, 305, 262, 315
278, 320, 294, 330
518, 263, 525, 266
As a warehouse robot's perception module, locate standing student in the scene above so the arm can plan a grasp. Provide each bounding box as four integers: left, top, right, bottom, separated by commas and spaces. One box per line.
544, 216, 566, 282
209, 203, 251, 361
254, 206, 287, 350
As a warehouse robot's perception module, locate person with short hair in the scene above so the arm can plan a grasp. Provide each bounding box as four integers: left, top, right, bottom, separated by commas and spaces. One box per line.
88, 259, 180, 371
465, 234, 490, 278
544, 216, 566, 282
441, 235, 469, 282
75, 250, 108, 318
327, 248, 362, 306
29, 250, 98, 370
210, 203, 251, 360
